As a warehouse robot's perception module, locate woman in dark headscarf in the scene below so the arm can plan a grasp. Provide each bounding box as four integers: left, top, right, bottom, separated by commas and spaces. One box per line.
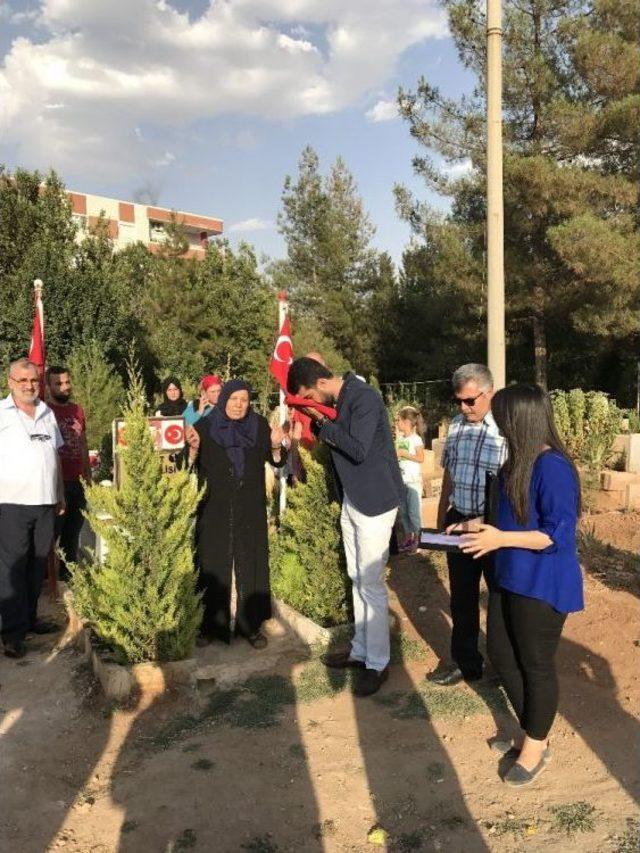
190, 379, 288, 648
156, 377, 188, 417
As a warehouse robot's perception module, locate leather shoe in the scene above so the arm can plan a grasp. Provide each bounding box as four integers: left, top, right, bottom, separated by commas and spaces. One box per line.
353, 666, 389, 697
427, 665, 464, 686
247, 632, 268, 650
4, 640, 27, 659
29, 620, 59, 635
320, 650, 366, 669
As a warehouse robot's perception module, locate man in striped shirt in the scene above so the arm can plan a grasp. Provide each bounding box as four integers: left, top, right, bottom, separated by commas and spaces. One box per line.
430, 364, 506, 687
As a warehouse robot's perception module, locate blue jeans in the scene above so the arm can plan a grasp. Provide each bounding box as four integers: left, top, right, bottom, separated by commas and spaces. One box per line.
399, 481, 422, 537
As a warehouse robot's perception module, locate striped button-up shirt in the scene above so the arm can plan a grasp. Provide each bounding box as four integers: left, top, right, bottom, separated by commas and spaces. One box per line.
442, 412, 506, 517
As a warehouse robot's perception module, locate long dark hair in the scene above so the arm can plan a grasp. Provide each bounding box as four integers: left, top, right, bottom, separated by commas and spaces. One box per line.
491, 383, 581, 525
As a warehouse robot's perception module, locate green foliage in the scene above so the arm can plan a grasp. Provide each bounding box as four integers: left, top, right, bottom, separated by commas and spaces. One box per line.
551, 389, 623, 468
549, 802, 596, 836
271, 446, 350, 627
138, 240, 276, 390
277, 146, 397, 376
67, 339, 125, 449
394, 0, 640, 395
613, 818, 640, 853
70, 366, 203, 663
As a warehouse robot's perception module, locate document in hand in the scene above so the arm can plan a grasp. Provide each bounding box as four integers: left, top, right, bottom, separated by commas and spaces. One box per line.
419, 529, 464, 552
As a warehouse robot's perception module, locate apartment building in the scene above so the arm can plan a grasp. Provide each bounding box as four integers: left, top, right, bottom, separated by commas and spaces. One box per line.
67, 190, 223, 259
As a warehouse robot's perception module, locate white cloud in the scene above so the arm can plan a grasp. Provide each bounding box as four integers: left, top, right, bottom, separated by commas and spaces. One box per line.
228, 217, 273, 233
0, 0, 447, 177
443, 158, 473, 179
366, 98, 398, 123
0, 2, 41, 25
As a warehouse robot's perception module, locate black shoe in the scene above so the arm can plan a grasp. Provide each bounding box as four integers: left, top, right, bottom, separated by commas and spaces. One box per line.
353, 667, 389, 697
320, 650, 366, 669
247, 632, 268, 650
29, 620, 59, 635
427, 665, 465, 686
4, 640, 27, 659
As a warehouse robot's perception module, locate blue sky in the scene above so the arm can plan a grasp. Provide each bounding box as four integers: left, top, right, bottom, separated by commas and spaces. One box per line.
0, 1, 475, 265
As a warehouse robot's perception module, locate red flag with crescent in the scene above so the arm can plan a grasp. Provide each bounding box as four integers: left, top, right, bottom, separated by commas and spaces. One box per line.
28, 284, 46, 398
269, 314, 293, 390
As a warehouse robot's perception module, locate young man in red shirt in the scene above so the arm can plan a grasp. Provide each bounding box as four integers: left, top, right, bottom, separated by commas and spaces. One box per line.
46, 366, 91, 580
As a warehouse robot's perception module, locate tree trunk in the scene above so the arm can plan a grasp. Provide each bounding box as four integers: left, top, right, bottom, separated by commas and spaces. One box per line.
532, 300, 548, 389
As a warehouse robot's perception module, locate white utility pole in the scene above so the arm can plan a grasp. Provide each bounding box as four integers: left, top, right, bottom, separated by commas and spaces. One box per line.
486, 0, 506, 389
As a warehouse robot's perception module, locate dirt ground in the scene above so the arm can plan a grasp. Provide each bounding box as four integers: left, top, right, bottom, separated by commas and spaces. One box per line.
1, 512, 638, 853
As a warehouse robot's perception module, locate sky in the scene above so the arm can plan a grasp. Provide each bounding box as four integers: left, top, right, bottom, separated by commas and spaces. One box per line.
0, 0, 475, 266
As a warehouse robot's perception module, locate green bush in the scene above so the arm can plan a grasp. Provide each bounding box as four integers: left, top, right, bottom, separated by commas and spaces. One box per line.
551, 389, 623, 470
69, 367, 203, 664
67, 339, 125, 450
270, 446, 350, 627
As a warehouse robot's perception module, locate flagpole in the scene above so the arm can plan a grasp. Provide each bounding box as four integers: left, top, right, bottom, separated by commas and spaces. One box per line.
277, 291, 289, 516
31, 278, 45, 399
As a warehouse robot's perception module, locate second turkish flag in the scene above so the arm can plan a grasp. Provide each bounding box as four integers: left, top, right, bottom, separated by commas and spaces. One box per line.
269, 314, 293, 390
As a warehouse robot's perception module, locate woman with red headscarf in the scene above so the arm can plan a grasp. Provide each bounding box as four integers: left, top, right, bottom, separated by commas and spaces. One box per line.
184, 374, 222, 425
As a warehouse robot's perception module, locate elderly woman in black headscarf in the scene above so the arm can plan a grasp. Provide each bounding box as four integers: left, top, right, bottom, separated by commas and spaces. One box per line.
156, 377, 188, 417
187, 379, 288, 649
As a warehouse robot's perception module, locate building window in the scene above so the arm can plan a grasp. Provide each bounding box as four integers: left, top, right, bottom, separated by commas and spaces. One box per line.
149, 220, 167, 243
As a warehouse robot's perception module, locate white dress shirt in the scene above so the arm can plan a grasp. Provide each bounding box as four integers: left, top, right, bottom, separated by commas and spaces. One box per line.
0, 394, 63, 505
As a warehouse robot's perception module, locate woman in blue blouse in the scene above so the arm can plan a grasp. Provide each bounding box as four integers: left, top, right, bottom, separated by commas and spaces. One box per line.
460, 384, 583, 787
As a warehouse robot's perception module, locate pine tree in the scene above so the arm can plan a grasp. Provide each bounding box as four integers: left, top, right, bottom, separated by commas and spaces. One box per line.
70, 367, 203, 664
67, 339, 125, 449
277, 146, 387, 375
394, 0, 639, 394
271, 446, 350, 627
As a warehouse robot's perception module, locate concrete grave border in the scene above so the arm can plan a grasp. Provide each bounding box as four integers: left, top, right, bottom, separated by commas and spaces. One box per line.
63, 589, 351, 701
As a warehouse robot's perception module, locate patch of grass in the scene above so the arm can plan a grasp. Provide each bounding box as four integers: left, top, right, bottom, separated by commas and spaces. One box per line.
372, 689, 406, 708
395, 830, 423, 850
288, 743, 306, 759
147, 713, 202, 750
578, 527, 640, 593
241, 835, 278, 852
549, 802, 596, 836
426, 762, 445, 783
613, 818, 640, 853
440, 814, 466, 831
191, 757, 215, 771
390, 633, 428, 663
491, 816, 535, 838
295, 659, 349, 703
313, 819, 337, 839
225, 675, 296, 729
390, 681, 509, 721
174, 828, 197, 850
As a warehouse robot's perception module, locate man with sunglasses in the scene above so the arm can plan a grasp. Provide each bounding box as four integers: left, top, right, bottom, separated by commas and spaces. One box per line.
0, 358, 65, 659
429, 363, 506, 687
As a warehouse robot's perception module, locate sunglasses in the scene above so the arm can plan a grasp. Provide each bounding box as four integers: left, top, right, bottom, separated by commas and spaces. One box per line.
453, 392, 484, 407
30, 434, 51, 442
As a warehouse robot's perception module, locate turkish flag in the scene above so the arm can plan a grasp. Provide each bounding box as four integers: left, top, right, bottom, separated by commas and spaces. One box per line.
269, 314, 294, 390
28, 285, 46, 398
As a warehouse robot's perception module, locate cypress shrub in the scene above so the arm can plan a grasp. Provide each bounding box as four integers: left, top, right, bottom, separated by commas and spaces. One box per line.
271, 446, 351, 627
69, 369, 202, 664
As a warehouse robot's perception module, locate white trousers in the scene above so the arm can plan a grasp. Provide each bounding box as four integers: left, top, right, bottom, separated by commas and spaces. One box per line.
341, 495, 398, 672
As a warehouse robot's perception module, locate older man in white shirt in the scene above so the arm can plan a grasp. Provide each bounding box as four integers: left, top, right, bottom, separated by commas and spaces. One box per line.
0, 358, 65, 658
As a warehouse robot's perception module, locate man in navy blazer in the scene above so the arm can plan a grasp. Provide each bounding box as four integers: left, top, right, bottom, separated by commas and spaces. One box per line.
287, 357, 403, 696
